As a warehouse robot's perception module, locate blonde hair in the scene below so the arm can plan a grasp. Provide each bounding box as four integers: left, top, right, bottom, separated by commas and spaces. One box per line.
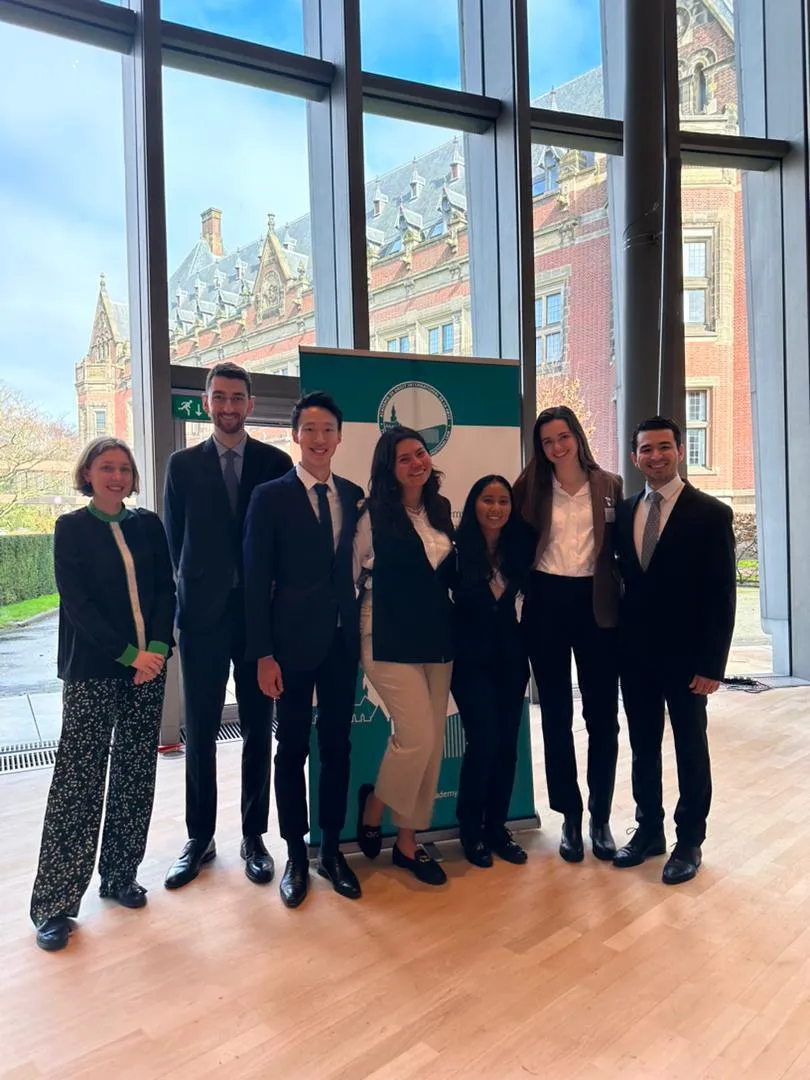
73, 437, 141, 497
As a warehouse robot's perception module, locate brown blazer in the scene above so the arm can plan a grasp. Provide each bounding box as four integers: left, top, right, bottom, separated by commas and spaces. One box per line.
524, 467, 623, 629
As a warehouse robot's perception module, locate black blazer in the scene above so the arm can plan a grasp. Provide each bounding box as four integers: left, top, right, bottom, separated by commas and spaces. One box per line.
243, 469, 364, 672
453, 574, 526, 669
367, 499, 456, 665
615, 482, 736, 681
54, 507, 176, 682
163, 435, 292, 631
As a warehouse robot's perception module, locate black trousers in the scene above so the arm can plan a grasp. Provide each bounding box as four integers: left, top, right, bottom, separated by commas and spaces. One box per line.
620, 664, 711, 846
523, 572, 619, 824
452, 651, 529, 839
274, 629, 357, 849
179, 589, 272, 843
30, 671, 166, 927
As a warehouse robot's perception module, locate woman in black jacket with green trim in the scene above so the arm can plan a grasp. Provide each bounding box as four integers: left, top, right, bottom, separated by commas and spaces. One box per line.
31, 437, 175, 952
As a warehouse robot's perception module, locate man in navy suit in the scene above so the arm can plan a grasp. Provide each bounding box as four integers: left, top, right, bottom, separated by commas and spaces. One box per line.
163, 362, 292, 890
244, 391, 364, 908
613, 416, 736, 885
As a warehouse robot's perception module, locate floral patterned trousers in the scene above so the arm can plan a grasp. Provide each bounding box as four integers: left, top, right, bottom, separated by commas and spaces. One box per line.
30, 670, 166, 928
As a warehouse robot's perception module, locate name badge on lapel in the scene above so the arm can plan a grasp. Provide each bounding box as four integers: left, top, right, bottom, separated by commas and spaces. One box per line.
604, 496, 615, 524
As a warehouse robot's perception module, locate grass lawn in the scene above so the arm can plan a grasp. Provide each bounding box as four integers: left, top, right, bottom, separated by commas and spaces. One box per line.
0, 593, 59, 629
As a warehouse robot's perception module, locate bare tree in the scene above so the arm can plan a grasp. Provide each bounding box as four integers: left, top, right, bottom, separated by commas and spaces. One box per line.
0, 383, 78, 522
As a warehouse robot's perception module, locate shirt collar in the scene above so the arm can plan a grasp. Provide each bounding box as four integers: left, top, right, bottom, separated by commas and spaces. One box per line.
645, 474, 684, 502
212, 432, 247, 458
552, 474, 589, 498
296, 462, 334, 491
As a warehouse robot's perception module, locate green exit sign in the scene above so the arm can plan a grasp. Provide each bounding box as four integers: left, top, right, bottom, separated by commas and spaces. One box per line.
172, 394, 209, 421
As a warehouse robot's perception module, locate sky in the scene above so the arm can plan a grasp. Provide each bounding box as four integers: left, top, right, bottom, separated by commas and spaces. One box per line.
0, 0, 604, 420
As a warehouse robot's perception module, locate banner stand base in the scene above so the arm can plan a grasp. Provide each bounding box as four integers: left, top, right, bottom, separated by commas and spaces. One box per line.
307, 812, 541, 859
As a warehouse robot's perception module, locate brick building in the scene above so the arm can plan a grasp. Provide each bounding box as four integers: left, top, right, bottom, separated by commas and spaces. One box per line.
76, 0, 752, 506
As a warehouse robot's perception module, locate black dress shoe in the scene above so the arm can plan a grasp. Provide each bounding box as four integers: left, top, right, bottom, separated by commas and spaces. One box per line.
357, 784, 382, 859
590, 821, 617, 861
613, 827, 667, 868
241, 835, 275, 885
164, 838, 216, 890
662, 843, 702, 885
460, 835, 494, 868
280, 858, 309, 908
36, 915, 72, 952
99, 880, 148, 908
392, 844, 447, 885
317, 851, 362, 899
486, 826, 528, 865
559, 817, 584, 863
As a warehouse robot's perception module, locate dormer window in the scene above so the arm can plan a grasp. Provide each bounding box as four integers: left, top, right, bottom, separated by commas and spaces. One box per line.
372, 179, 389, 218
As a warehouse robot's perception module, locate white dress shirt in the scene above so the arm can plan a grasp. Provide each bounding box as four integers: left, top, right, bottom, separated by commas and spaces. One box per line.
353, 505, 452, 588
633, 474, 685, 562
536, 476, 596, 577
296, 462, 342, 548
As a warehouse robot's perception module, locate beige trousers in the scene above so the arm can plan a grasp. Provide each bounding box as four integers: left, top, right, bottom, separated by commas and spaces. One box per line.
360, 599, 453, 830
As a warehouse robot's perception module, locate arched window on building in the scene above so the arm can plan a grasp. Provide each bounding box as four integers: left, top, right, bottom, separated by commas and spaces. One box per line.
694, 63, 709, 114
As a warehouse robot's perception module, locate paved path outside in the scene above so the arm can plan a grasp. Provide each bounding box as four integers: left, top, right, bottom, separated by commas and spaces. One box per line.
0, 589, 773, 748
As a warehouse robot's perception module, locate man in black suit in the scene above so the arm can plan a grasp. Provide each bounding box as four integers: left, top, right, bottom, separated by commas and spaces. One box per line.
244, 391, 364, 908
613, 416, 736, 885
163, 362, 292, 890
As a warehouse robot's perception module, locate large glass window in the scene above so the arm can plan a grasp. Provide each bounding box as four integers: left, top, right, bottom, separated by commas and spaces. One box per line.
683, 165, 771, 673
677, 0, 739, 135
364, 116, 473, 357
160, 0, 304, 53
360, 0, 461, 89
527, 0, 616, 119
532, 143, 618, 470
0, 22, 129, 731
162, 69, 315, 378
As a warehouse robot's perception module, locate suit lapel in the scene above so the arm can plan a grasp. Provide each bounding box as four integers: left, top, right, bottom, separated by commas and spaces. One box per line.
533, 488, 553, 562
590, 471, 606, 559
238, 436, 258, 518
334, 476, 357, 558
623, 490, 645, 572
646, 482, 692, 570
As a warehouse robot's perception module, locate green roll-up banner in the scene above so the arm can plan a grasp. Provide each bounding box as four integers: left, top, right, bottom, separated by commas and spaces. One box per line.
299, 346, 538, 846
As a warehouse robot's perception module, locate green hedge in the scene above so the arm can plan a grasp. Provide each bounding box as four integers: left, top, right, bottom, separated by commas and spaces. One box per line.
0, 534, 56, 606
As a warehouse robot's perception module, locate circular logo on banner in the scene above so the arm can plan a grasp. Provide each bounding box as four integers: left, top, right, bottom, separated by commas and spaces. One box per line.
377, 381, 454, 455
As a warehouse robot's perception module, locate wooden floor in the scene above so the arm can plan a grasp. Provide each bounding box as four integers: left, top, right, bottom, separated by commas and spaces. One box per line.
2, 686, 810, 1079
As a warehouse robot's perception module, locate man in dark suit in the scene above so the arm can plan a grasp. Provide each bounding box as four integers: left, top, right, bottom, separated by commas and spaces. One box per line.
613, 416, 736, 885
163, 362, 292, 890
244, 391, 364, 909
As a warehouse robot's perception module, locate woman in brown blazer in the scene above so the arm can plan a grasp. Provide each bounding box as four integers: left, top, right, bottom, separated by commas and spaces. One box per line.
513, 406, 623, 864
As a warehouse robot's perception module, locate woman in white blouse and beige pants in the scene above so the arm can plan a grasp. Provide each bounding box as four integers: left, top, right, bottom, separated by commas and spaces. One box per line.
354, 426, 456, 887
514, 406, 623, 865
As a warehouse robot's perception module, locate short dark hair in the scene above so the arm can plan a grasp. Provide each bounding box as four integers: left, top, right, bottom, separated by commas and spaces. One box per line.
632, 415, 682, 452
291, 391, 343, 432
205, 362, 252, 396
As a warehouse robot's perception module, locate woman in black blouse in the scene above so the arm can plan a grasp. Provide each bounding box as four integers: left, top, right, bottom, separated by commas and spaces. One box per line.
452, 475, 533, 867
30, 437, 175, 952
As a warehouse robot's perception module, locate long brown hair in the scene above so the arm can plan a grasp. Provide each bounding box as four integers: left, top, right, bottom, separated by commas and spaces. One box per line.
513, 406, 598, 532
